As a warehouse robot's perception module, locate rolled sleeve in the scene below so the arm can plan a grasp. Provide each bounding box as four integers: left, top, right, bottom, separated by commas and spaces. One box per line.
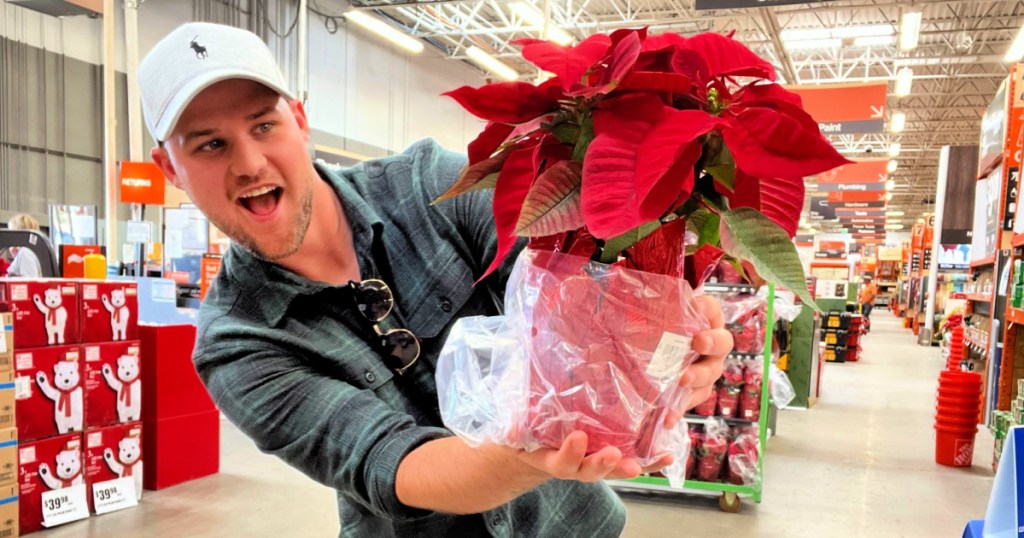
195, 342, 451, 520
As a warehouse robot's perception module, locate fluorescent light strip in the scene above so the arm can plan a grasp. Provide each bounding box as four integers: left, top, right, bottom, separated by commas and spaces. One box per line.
900, 11, 923, 51
1007, 24, 1024, 62
885, 179, 896, 190
509, 2, 574, 45
832, 24, 894, 39
886, 211, 905, 216
895, 67, 913, 97
466, 46, 520, 81
784, 38, 842, 51
853, 35, 896, 47
889, 143, 901, 157
780, 28, 831, 41
887, 159, 899, 173
345, 11, 424, 54
890, 111, 906, 133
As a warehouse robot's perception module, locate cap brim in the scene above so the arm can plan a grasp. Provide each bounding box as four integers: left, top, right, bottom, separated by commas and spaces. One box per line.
153, 68, 295, 141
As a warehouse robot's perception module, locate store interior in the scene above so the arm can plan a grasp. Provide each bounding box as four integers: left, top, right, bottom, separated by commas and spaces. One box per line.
2, 0, 1024, 536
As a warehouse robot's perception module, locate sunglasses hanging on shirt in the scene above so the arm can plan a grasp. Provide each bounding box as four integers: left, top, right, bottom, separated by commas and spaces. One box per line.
349, 279, 421, 375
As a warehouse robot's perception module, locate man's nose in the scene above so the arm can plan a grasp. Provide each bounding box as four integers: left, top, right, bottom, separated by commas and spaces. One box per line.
229, 137, 268, 180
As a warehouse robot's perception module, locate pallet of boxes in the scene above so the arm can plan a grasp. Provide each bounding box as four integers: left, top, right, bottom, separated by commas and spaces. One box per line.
2, 280, 140, 535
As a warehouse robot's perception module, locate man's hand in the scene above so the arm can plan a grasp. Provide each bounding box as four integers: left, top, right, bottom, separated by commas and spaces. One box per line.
665, 295, 734, 428
511, 431, 673, 482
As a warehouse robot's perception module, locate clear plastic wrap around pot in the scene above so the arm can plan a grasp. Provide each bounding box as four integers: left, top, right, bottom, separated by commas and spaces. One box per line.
436, 248, 709, 470
768, 364, 796, 409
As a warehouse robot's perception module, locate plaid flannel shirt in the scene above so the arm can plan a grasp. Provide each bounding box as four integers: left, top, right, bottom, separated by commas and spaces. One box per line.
193, 139, 627, 537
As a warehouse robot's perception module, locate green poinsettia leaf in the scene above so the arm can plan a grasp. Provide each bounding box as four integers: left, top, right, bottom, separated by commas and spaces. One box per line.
572, 114, 595, 162
514, 161, 586, 237
706, 145, 736, 191
685, 207, 720, 247
599, 219, 660, 263
551, 122, 581, 146
720, 207, 818, 310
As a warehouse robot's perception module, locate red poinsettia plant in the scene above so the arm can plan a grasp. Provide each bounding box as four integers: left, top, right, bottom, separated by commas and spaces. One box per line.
438, 28, 850, 304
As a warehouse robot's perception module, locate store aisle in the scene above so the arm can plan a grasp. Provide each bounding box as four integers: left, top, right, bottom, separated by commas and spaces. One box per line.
34, 313, 996, 537
622, 313, 996, 536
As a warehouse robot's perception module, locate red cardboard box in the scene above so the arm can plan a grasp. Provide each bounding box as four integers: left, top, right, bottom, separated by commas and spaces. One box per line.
19, 433, 85, 534
1, 280, 80, 349
79, 282, 139, 344
15, 346, 84, 441
143, 409, 218, 490
85, 422, 142, 513
84, 342, 141, 428
139, 324, 214, 421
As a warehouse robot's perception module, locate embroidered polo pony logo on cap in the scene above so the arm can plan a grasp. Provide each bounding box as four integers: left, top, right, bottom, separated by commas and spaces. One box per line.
189, 35, 208, 59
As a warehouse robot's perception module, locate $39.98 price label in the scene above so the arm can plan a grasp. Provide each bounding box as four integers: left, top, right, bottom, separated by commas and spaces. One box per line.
41, 483, 90, 528
92, 477, 138, 515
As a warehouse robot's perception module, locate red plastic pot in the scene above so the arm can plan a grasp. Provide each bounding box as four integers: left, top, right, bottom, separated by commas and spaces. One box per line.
935, 413, 980, 429
717, 386, 740, 418
936, 402, 980, 417
693, 392, 718, 417
934, 424, 976, 467
936, 394, 980, 408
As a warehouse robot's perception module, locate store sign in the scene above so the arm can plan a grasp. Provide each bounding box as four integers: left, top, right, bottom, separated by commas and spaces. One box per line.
938, 244, 971, 270
834, 201, 887, 209
828, 191, 886, 203
836, 209, 886, 218
817, 159, 888, 184
809, 196, 836, 220
118, 161, 166, 205
979, 79, 1007, 177
1005, 167, 1019, 231
815, 240, 847, 259
60, 245, 104, 279
817, 183, 885, 192
786, 83, 888, 134
794, 234, 815, 247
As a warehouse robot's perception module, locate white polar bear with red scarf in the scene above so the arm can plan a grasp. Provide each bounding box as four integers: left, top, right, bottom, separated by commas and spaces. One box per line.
103, 430, 143, 499
101, 353, 141, 423
38, 439, 84, 490
36, 355, 83, 434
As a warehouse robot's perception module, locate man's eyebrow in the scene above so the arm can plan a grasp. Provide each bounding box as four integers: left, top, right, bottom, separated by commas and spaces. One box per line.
184, 128, 216, 144
247, 105, 276, 121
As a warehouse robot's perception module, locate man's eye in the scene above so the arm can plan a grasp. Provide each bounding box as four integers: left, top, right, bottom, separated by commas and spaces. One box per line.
258, 122, 273, 133
197, 139, 224, 152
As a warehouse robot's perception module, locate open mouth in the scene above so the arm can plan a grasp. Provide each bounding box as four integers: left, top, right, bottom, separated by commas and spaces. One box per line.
238, 186, 282, 217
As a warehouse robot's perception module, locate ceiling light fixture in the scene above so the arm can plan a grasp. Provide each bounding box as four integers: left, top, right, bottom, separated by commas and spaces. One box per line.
783, 38, 842, 51
853, 35, 896, 47
832, 25, 895, 39
509, 2, 574, 46
888, 160, 899, 173
1006, 22, 1024, 62
900, 11, 923, 51
890, 112, 906, 133
886, 192, 894, 201
886, 210, 905, 216
895, 67, 913, 97
889, 143, 901, 157
886, 179, 896, 190
885, 224, 905, 230
344, 11, 424, 54
466, 46, 520, 81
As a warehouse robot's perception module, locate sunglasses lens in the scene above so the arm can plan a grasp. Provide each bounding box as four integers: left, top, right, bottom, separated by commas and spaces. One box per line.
354, 280, 393, 322
382, 329, 420, 370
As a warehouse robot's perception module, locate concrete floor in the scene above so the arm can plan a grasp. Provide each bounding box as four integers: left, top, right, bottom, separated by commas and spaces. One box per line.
36, 313, 995, 537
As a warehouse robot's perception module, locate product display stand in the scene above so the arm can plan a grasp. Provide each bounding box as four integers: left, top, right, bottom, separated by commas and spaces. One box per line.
608, 283, 775, 512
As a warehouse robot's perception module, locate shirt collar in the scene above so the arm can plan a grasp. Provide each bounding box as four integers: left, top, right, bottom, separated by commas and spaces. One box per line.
222, 161, 385, 326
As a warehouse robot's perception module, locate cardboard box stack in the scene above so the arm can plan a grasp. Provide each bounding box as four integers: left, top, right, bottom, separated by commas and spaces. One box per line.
4, 280, 142, 535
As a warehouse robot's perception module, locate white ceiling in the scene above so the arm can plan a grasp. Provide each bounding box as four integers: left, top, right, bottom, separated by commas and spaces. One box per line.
321, 0, 1024, 224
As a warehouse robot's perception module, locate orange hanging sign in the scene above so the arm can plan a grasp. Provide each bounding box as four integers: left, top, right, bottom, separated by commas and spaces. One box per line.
199, 255, 223, 302
119, 161, 166, 205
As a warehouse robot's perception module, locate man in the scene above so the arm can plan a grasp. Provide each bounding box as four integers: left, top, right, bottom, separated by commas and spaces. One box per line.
140, 22, 733, 537
859, 276, 878, 320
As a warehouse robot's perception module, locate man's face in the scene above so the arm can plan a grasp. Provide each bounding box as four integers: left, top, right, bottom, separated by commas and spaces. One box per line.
152, 79, 315, 261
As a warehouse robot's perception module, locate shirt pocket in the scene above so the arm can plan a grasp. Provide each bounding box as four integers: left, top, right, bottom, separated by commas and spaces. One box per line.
404, 253, 476, 340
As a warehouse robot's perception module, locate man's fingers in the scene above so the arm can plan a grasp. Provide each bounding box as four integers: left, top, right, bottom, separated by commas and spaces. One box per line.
683, 385, 715, 411
639, 454, 674, 475
692, 328, 734, 357
576, 446, 622, 482
685, 356, 727, 392
697, 295, 725, 329
548, 431, 588, 479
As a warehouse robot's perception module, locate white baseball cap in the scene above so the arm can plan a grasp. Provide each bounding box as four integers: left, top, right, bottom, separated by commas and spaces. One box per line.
139, 22, 295, 142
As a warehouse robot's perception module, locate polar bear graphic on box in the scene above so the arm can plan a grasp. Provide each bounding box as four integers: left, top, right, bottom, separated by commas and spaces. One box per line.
36, 358, 83, 434
101, 354, 141, 422
33, 288, 68, 345
103, 433, 143, 499
38, 443, 83, 490
101, 289, 130, 341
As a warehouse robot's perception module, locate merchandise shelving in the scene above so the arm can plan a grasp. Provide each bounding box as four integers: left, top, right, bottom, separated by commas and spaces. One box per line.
609, 284, 776, 513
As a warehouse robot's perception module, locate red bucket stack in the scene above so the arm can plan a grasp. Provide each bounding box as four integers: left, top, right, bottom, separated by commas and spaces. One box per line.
934, 370, 982, 467
946, 327, 964, 370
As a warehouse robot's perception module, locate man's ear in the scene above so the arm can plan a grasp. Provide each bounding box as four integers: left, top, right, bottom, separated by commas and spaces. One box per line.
289, 99, 310, 142
151, 146, 184, 190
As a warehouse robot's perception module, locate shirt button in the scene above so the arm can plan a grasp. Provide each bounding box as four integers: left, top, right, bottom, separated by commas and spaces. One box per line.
440, 298, 453, 312
364, 371, 376, 383
491, 515, 501, 526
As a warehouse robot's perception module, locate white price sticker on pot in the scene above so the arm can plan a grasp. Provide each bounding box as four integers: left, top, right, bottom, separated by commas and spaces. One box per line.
41, 483, 89, 528
92, 477, 138, 515
647, 332, 693, 379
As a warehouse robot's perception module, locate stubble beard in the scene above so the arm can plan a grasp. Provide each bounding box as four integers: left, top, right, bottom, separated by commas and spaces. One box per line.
221, 183, 315, 262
